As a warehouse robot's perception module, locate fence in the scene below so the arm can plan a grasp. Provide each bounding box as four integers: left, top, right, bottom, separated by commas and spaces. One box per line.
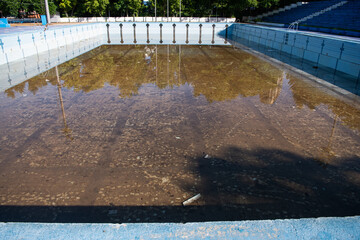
50, 17, 236, 23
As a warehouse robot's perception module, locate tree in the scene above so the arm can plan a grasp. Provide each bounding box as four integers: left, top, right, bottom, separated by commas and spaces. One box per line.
0, 0, 57, 17
58, 0, 77, 16
258, 0, 279, 8
0, 0, 21, 16
84, 0, 109, 16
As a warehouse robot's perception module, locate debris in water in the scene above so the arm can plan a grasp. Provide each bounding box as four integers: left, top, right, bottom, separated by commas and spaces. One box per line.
175, 136, 181, 140
182, 193, 201, 206
204, 154, 211, 159
45, 79, 50, 82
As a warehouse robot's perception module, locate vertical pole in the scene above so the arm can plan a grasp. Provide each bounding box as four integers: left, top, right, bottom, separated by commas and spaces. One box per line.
56, 66, 67, 130
146, 23, 150, 44
180, 0, 182, 21
120, 23, 124, 43
199, 24, 202, 44
106, 24, 111, 43
159, 23, 163, 43
224, 24, 228, 44
179, 45, 181, 84
156, 45, 158, 84
173, 24, 176, 44
212, 24, 215, 44
44, 0, 51, 24
155, 0, 157, 22
167, 44, 169, 85
167, 0, 169, 21
56, 65, 73, 140
133, 23, 137, 44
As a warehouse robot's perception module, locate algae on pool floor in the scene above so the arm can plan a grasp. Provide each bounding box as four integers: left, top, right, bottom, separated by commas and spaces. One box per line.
0, 45, 360, 222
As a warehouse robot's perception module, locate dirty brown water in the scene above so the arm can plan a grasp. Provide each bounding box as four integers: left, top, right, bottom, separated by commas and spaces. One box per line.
0, 45, 360, 223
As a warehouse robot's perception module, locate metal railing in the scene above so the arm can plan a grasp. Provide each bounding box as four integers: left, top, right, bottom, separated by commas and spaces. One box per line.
288, 21, 299, 31
50, 16, 236, 24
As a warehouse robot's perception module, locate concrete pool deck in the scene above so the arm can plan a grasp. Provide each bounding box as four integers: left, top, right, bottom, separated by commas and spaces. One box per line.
0, 216, 359, 239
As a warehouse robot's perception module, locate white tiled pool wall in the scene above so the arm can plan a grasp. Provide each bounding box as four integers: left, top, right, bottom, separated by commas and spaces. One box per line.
0, 24, 104, 91
0, 24, 104, 65
1, 22, 360, 92
0, 22, 230, 92
230, 24, 360, 79
106, 22, 230, 45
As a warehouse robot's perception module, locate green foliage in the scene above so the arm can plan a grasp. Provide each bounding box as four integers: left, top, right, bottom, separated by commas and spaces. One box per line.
0, 0, 21, 16
0, 0, 57, 16
58, 0, 77, 16
20, 0, 57, 15
0, 0, 282, 19
84, 0, 109, 16
258, 0, 279, 8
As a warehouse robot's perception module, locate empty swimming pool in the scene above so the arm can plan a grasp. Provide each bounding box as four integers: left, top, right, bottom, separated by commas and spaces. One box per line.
0, 42, 359, 223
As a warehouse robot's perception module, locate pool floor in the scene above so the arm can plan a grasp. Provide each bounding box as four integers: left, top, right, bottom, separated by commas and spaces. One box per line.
0, 45, 360, 222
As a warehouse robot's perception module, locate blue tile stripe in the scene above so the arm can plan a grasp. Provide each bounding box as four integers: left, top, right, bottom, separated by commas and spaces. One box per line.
0, 216, 359, 240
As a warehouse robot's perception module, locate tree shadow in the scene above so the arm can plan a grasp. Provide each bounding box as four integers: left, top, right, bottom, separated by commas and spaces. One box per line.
0, 147, 359, 223
183, 146, 360, 220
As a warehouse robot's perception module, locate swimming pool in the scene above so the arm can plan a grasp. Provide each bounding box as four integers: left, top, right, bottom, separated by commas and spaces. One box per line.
0, 23, 359, 223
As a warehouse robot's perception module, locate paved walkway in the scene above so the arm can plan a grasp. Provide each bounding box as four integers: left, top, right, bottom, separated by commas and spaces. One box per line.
0, 216, 359, 239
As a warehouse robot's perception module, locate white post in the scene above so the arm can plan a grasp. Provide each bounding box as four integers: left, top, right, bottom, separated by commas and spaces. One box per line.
44, 0, 51, 24
155, 0, 157, 22
180, 0, 181, 21
167, 0, 169, 22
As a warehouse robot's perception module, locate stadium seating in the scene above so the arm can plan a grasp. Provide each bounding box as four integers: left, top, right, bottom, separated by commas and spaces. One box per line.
302, 0, 360, 32
262, 0, 340, 24
261, 0, 360, 37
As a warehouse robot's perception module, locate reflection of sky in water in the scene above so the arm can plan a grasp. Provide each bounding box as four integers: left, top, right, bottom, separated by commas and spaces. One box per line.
0, 45, 360, 222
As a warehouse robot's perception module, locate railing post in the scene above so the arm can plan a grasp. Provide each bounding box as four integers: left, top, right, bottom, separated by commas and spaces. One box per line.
119, 23, 124, 43
224, 24, 228, 44
146, 23, 150, 44
173, 23, 176, 44
159, 23, 163, 44
212, 24, 215, 44
185, 24, 189, 44
106, 23, 111, 43
133, 23, 137, 44
199, 24, 202, 44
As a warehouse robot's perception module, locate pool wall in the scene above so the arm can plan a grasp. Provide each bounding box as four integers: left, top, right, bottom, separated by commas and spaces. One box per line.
106, 22, 230, 45
0, 22, 230, 92
0, 24, 104, 65
229, 23, 360, 79
1, 22, 360, 93
0, 24, 104, 91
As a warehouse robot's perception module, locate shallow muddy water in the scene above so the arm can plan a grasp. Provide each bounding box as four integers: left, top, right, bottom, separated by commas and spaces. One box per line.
0, 45, 360, 222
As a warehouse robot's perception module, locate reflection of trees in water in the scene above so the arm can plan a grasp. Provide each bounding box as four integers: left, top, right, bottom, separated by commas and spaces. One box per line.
4, 45, 282, 103
4, 45, 360, 132
259, 74, 283, 105
288, 73, 360, 131
5, 73, 57, 98
180, 46, 283, 103
288, 73, 360, 166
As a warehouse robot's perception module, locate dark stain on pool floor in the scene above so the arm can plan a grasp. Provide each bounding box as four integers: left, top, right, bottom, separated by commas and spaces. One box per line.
0, 45, 360, 222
